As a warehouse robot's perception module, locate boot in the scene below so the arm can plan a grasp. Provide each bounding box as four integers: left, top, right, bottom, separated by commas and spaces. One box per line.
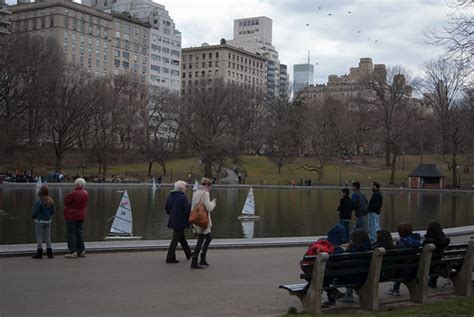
199, 254, 209, 267
32, 248, 43, 259
190, 258, 204, 269
186, 251, 194, 260
46, 248, 54, 259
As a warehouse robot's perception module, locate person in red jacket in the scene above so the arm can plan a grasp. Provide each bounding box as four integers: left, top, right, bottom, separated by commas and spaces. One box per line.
64, 178, 89, 259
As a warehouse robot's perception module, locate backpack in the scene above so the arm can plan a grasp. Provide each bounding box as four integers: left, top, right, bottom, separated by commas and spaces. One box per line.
299, 239, 335, 273
355, 192, 369, 217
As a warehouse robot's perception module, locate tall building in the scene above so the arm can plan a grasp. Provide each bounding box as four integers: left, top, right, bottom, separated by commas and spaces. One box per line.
293, 63, 314, 95
279, 64, 288, 96
0, 0, 11, 36
181, 42, 267, 95
84, 0, 181, 94
10, 0, 115, 77
300, 58, 387, 102
227, 16, 286, 98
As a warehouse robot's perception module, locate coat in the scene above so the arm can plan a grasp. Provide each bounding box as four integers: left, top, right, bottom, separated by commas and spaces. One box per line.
165, 190, 191, 230
368, 190, 383, 214
191, 189, 216, 234
32, 197, 55, 223
64, 188, 89, 221
337, 196, 353, 220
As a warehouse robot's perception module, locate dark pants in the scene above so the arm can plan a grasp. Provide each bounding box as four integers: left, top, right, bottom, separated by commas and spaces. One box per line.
166, 229, 192, 261
339, 220, 350, 243
192, 233, 212, 260
66, 221, 85, 254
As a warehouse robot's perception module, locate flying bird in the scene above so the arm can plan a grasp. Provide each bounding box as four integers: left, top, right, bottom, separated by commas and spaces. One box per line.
357, 30, 361, 33
374, 40, 379, 43
328, 13, 332, 16
368, 37, 371, 40
315, 63, 319, 66
318, 6, 321, 10
306, 23, 310, 26
348, 10, 352, 14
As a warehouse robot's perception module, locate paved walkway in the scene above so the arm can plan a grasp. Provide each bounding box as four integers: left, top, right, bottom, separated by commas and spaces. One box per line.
1, 246, 472, 317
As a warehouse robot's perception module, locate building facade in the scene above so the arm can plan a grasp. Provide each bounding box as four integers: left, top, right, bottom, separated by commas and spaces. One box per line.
293, 63, 314, 95
300, 58, 386, 102
227, 16, 286, 98
0, 0, 11, 36
85, 0, 181, 94
279, 64, 288, 95
181, 42, 266, 95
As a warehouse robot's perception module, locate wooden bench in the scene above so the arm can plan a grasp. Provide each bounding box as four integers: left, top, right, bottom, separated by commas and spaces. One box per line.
379, 244, 435, 303
279, 248, 385, 315
428, 241, 474, 296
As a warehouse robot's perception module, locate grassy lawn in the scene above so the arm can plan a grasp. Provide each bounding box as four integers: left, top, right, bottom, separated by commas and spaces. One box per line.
284, 296, 474, 316
2, 154, 473, 187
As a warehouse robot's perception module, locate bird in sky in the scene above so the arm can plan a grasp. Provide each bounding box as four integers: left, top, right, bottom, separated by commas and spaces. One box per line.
318, 6, 321, 10
328, 13, 332, 16
348, 10, 352, 14
315, 63, 319, 65
374, 40, 379, 43
357, 30, 361, 33
368, 37, 371, 40
306, 23, 310, 26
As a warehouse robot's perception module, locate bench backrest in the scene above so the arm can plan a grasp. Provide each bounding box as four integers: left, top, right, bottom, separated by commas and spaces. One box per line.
380, 247, 424, 282
429, 243, 468, 273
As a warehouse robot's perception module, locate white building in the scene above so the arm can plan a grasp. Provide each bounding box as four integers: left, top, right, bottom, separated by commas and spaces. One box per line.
227, 16, 287, 98
84, 0, 181, 95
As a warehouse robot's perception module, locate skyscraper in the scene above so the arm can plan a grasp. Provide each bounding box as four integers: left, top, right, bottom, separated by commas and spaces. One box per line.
0, 0, 11, 36
293, 63, 314, 95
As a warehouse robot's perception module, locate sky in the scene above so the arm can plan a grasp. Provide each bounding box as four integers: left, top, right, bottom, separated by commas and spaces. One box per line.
6, 0, 460, 84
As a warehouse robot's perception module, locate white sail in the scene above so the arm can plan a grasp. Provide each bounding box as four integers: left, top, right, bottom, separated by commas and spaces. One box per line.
36, 177, 42, 192
110, 190, 133, 235
241, 220, 254, 239
152, 178, 157, 189
193, 180, 199, 191
241, 187, 255, 215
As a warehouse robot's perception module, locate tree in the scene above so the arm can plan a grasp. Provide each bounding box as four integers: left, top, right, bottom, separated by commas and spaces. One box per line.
421, 57, 467, 187
425, 1, 473, 71
264, 93, 304, 174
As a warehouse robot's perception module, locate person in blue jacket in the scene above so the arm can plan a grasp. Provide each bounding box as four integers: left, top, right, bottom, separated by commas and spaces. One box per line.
32, 185, 55, 259
165, 180, 192, 263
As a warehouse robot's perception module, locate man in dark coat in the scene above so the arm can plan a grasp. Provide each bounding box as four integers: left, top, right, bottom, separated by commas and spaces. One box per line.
165, 180, 192, 263
367, 181, 383, 242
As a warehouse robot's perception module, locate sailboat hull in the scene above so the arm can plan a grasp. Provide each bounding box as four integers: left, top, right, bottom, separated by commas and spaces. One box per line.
105, 234, 142, 241
238, 215, 260, 220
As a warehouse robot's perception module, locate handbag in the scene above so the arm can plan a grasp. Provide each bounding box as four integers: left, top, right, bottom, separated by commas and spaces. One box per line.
189, 193, 209, 229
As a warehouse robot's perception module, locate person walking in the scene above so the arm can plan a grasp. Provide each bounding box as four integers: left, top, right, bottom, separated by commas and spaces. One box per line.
367, 182, 383, 242
32, 185, 55, 259
336, 188, 353, 243
190, 178, 216, 269
351, 181, 368, 231
64, 178, 89, 259
165, 180, 193, 263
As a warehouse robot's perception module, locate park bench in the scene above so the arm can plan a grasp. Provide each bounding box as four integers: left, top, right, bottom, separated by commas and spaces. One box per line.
279, 248, 385, 315
427, 241, 474, 296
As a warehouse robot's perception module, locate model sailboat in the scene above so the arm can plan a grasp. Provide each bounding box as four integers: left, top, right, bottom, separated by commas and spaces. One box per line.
105, 190, 142, 240
193, 180, 199, 191
238, 187, 260, 220
35, 177, 42, 193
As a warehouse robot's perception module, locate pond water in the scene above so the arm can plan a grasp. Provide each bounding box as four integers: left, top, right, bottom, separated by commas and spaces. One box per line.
0, 185, 473, 244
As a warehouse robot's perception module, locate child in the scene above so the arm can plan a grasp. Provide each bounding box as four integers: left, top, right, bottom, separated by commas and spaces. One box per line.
386, 223, 421, 296
338, 229, 372, 303
32, 185, 55, 259
423, 221, 450, 288
336, 188, 353, 244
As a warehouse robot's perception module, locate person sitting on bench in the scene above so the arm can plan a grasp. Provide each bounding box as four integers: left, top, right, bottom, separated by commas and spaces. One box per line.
422, 221, 450, 288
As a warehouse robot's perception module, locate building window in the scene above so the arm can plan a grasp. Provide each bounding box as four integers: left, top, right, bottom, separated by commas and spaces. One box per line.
64, 17, 69, 29
122, 52, 129, 60
122, 61, 129, 69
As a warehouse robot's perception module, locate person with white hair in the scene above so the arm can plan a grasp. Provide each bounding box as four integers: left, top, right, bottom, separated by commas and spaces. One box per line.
164, 180, 192, 263
63, 178, 89, 259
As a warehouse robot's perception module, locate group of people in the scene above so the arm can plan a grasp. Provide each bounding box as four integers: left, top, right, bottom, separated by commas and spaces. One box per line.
32, 178, 89, 259
165, 178, 216, 269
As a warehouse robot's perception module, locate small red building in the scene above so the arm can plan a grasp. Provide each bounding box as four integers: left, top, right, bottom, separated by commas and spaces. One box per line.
409, 164, 445, 189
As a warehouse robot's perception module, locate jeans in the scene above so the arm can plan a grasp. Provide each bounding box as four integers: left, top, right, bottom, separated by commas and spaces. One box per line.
192, 233, 212, 260
35, 222, 52, 249
367, 212, 380, 242
353, 215, 367, 232
166, 229, 192, 261
66, 221, 85, 254
339, 220, 351, 243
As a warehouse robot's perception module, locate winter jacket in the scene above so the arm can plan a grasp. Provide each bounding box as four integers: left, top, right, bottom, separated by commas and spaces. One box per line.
368, 190, 383, 214
423, 233, 450, 259
351, 191, 368, 218
32, 197, 55, 223
191, 189, 216, 234
396, 233, 421, 249
337, 196, 353, 220
64, 188, 89, 221
165, 190, 191, 230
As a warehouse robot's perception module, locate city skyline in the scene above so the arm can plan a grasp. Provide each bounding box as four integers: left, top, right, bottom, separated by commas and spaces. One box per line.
5, 0, 454, 84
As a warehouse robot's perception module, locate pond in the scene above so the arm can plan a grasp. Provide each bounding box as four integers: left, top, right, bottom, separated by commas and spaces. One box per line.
0, 185, 473, 244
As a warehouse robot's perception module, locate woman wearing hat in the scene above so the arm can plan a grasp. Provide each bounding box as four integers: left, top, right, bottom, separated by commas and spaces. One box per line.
190, 178, 216, 269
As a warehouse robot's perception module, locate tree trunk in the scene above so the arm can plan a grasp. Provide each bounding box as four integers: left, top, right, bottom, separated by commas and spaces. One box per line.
102, 156, 108, 179
147, 161, 153, 176
160, 162, 167, 176
204, 160, 213, 177
389, 152, 398, 185
54, 151, 63, 172
278, 161, 282, 174
451, 153, 458, 188
385, 142, 391, 167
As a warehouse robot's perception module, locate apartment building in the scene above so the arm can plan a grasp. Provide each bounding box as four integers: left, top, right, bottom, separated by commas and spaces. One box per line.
85, 0, 181, 94
227, 16, 287, 98
0, 0, 10, 36
181, 42, 267, 95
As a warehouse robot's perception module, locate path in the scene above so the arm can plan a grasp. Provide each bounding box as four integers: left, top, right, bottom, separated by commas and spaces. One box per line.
220, 168, 239, 185
1, 246, 472, 317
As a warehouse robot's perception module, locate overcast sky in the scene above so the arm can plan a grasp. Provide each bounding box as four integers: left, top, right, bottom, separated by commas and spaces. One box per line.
7, 0, 458, 84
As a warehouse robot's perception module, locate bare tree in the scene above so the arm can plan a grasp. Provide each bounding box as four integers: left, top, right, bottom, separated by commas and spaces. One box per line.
421, 57, 467, 187
264, 93, 304, 174
425, 1, 473, 71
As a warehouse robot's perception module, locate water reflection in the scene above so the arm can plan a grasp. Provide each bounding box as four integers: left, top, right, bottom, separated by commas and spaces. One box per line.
0, 186, 473, 244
